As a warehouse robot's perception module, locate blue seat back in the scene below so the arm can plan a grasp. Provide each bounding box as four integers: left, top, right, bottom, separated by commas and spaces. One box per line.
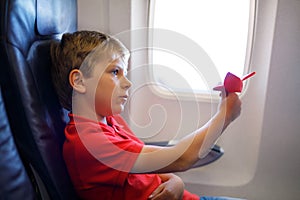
0, 0, 78, 199
0, 86, 35, 200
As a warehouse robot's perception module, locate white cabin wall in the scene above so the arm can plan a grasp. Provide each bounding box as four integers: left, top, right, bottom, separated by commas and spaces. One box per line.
77, 0, 109, 33
253, 0, 300, 197
77, 0, 131, 50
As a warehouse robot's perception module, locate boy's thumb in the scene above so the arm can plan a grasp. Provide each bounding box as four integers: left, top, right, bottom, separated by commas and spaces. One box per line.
148, 185, 163, 199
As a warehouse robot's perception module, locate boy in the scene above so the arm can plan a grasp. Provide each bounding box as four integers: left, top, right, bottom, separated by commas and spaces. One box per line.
51, 30, 243, 200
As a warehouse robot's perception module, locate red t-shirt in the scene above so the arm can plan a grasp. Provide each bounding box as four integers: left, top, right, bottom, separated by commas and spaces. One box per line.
63, 113, 199, 200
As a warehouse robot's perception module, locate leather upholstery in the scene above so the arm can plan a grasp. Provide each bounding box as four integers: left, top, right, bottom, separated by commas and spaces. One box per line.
0, 87, 35, 200
0, 0, 78, 199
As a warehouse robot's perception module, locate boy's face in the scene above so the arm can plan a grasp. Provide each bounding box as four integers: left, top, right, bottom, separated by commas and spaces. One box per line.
86, 55, 132, 120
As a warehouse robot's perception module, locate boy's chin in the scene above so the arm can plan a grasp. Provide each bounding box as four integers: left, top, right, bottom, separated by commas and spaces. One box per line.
111, 106, 124, 116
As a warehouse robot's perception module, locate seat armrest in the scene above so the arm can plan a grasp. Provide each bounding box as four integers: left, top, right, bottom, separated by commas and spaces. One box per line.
145, 141, 224, 168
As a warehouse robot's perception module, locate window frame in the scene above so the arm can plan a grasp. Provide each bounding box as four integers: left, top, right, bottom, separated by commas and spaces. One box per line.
147, 0, 257, 102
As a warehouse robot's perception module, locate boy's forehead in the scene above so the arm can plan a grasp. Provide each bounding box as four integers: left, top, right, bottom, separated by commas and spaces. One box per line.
95, 54, 129, 70
117, 57, 128, 65
108, 54, 129, 67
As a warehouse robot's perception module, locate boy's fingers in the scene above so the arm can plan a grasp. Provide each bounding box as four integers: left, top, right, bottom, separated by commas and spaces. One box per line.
148, 185, 164, 199
213, 85, 224, 91
221, 90, 228, 99
213, 85, 227, 99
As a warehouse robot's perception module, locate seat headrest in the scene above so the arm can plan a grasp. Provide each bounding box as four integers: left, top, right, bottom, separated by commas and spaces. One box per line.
37, 0, 77, 35
4, 0, 77, 55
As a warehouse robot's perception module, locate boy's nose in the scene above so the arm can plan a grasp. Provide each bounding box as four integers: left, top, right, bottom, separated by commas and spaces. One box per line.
121, 76, 132, 89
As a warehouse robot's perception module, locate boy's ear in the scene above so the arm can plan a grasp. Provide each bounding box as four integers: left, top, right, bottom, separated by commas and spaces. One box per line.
69, 69, 86, 93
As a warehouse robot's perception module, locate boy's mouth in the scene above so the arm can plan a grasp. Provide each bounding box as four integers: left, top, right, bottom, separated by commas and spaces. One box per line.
119, 95, 128, 98
119, 95, 128, 102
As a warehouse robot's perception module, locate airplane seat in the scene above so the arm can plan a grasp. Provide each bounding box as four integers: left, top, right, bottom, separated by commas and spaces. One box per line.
0, 0, 78, 199
0, 86, 36, 200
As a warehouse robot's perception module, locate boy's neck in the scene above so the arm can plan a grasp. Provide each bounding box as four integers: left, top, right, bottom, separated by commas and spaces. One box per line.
71, 94, 108, 125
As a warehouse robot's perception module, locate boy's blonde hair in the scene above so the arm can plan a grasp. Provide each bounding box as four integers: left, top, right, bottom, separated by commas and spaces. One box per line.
50, 30, 129, 111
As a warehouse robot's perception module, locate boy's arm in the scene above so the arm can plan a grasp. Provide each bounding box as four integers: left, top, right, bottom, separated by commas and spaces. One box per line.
131, 93, 241, 173
148, 173, 184, 200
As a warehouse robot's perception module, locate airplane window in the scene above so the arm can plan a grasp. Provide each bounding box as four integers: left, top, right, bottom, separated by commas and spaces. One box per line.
149, 0, 254, 95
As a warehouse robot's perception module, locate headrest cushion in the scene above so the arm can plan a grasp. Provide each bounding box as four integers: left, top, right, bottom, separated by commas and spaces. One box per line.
37, 0, 77, 35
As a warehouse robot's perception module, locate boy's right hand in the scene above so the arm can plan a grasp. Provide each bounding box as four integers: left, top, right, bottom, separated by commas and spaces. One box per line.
218, 92, 242, 128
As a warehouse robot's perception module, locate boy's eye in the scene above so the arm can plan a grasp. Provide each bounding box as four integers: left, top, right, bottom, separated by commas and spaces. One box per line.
112, 69, 119, 76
